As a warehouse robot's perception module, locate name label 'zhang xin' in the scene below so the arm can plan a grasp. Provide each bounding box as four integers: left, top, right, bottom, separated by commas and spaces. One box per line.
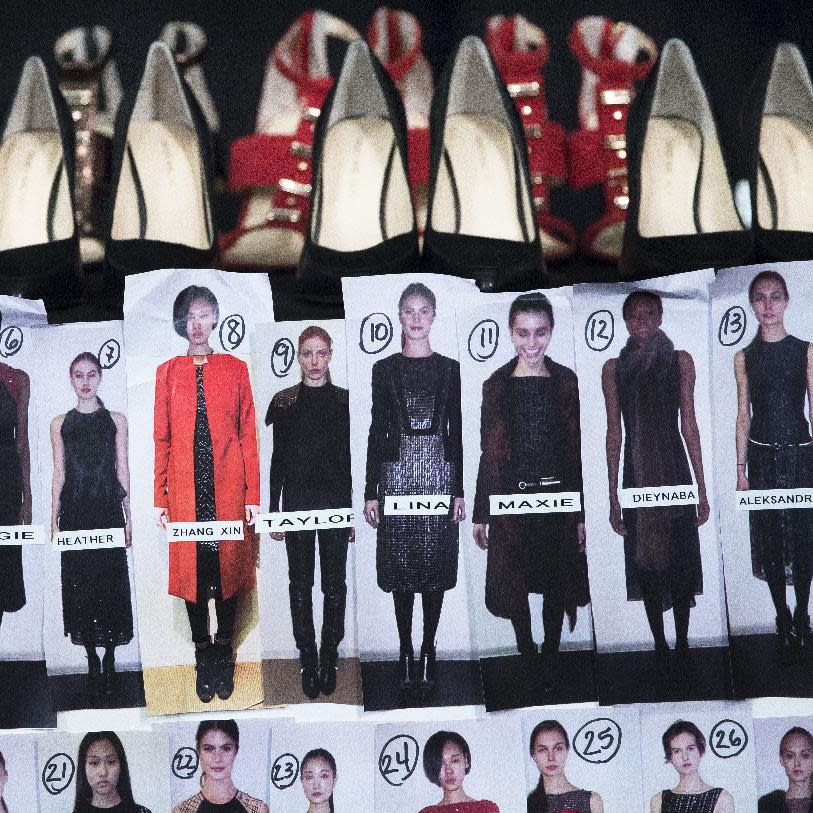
384, 496, 452, 516
166, 521, 245, 541
489, 493, 582, 515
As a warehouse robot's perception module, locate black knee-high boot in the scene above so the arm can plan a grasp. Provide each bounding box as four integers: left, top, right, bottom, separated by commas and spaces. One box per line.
767, 575, 795, 651
541, 594, 565, 656
84, 644, 101, 689
419, 591, 444, 687
393, 592, 416, 687
511, 603, 536, 655
673, 600, 691, 651
642, 596, 668, 651
794, 577, 813, 646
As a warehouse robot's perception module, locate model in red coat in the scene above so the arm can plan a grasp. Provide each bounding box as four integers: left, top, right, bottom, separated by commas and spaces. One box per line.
154, 285, 260, 703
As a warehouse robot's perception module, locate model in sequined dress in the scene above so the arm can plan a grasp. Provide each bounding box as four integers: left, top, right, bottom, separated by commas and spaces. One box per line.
526, 720, 603, 813
51, 351, 133, 694
364, 283, 464, 692
651, 721, 732, 813
154, 286, 260, 703
734, 270, 813, 656
473, 294, 588, 683
602, 291, 709, 673
0, 362, 30, 630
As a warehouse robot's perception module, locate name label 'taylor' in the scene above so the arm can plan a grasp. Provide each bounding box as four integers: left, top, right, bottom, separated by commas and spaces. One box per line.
489, 492, 582, 515
384, 496, 452, 516
53, 527, 125, 551
0, 525, 44, 545
166, 521, 245, 540
735, 488, 813, 511
257, 508, 354, 531
618, 486, 699, 508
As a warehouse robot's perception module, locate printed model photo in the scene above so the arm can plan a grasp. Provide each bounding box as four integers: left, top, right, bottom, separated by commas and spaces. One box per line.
458, 290, 595, 711
573, 271, 731, 704
344, 273, 483, 711
711, 262, 813, 699
754, 717, 813, 813
255, 319, 359, 705
0, 733, 38, 811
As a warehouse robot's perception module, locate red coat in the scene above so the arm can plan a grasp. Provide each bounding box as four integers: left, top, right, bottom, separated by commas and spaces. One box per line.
154, 354, 260, 602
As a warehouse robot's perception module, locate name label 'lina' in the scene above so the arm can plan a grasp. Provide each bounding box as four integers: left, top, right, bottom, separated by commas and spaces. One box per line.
384, 496, 452, 516
489, 492, 582, 515
53, 527, 125, 551
735, 488, 813, 511
618, 486, 699, 508
167, 521, 245, 541
257, 508, 354, 532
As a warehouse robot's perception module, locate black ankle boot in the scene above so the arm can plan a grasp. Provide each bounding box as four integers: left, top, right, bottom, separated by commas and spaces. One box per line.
87, 650, 102, 693
418, 645, 436, 689
777, 606, 798, 660
319, 646, 338, 696
194, 640, 216, 703
399, 649, 416, 689
793, 607, 811, 654
101, 649, 117, 696
213, 639, 234, 700
299, 646, 320, 700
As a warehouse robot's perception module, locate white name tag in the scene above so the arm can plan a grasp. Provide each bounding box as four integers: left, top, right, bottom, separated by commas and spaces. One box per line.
489, 492, 582, 515
257, 508, 354, 531
735, 488, 813, 511
53, 527, 125, 551
618, 486, 699, 508
0, 525, 44, 545
166, 521, 245, 540
384, 495, 452, 516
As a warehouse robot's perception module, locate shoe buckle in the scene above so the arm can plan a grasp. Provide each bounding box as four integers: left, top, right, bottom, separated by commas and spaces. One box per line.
266, 206, 302, 224
600, 88, 632, 106
290, 140, 312, 159
525, 123, 542, 139
278, 177, 312, 197
507, 80, 540, 99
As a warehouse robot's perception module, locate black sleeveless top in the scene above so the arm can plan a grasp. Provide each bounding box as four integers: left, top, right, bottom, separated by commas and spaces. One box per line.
661, 788, 722, 813
744, 334, 810, 445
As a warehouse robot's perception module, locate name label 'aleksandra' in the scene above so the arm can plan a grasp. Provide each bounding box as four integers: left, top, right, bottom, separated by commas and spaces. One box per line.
735, 488, 813, 511
257, 509, 354, 532
53, 527, 125, 551
167, 521, 245, 541
384, 496, 452, 516
618, 486, 699, 508
489, 493, 582, 515
0, 525, 44, 545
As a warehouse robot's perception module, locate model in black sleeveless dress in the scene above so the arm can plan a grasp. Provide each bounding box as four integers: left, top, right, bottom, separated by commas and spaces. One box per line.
0, 377, 25, 616
59, 407, 133, 649
744, 333, 813, 630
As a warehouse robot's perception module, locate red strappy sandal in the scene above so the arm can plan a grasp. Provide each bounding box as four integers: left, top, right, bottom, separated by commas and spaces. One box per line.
568, 17, 657, 262
485, 14, 576, 262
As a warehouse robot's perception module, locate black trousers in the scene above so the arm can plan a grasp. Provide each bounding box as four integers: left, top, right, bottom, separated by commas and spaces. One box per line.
185, 595, 238, 644
286, 528, 349, 653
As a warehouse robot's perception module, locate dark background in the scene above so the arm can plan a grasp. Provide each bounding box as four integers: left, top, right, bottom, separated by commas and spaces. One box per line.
3, 0, 811, 290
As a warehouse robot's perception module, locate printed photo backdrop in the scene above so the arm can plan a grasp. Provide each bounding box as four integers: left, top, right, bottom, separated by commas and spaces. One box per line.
374, 717, 526, 813
268, 721, 374, 813
456, 289, 594, 656
253, 319, 359, 703
159, 718, 272, 810
0, 297, 47, 663
123, 268, 273, 714
31, 322, 142, 698
572, 270, 728, 654
710, 262, 813, 636
0, 731, 40, 811
639, 703, 757, 813
37, 730, 170, 813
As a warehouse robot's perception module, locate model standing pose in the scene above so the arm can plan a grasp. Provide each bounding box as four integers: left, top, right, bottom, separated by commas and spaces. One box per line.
0, 363, 30, 632
602, 291, 709, 671
526, 720, 604, 813
735, 270, 813, 655
51, 352, 133, 694
363, 282, 465, 691
650, 721, 733, 813
473, 294, 587, 680
266, 326, 352, 699
154, 286, 260, 703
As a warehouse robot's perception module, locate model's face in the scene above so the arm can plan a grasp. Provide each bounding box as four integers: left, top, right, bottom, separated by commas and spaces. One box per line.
70, 360, 101, 400
438, 742, 468, 794
668, 733, 702, 777
301, 757, 337, 805
85, 739, 121, 803
510, 311, 553, 367
399, 294, 435, 342
780, 734, 813, 785
532, 730, 569, 778
299, 337, 332, 384
750, 278, 788, 328
199, 731, 237, 781
185, 298, 217, 344
624, 296, 662, 344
